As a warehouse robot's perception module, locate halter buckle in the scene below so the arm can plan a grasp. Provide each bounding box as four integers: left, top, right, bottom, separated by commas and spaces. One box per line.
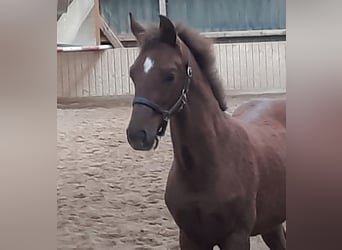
181, 88, 187, 98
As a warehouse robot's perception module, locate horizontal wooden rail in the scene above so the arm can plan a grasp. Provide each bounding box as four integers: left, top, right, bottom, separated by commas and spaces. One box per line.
117, 29, 286, 42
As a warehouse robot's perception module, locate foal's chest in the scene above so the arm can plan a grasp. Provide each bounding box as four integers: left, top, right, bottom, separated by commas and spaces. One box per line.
165, 162, 247, 241
165, 187, 241, 241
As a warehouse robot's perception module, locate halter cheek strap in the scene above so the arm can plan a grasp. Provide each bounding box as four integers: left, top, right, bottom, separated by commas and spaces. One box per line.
132, 64, 192, 148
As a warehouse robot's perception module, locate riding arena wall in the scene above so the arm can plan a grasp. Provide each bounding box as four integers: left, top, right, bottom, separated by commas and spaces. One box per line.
57, 41, 286, 99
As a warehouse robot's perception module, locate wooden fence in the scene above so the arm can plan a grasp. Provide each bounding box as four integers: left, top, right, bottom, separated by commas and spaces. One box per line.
57, 41, 286, 98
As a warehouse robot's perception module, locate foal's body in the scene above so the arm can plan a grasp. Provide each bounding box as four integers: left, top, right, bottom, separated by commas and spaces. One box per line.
165, 94, 286, 249
127, 14, 286, 249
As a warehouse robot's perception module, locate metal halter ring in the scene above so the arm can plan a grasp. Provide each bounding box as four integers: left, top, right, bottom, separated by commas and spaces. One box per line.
187, 66, 192, 77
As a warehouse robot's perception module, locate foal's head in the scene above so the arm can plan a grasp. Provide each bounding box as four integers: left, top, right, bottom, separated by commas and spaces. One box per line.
126, 14, 192, 150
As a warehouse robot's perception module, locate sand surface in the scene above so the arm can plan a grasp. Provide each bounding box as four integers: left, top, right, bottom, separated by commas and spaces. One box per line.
57, 96, 284, 249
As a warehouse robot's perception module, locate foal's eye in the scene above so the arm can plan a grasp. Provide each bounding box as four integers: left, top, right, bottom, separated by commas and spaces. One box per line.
164, 73, 175, 82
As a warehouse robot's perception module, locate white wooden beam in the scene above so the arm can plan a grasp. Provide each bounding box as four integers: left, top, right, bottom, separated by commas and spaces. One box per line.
202, 29, 286, 38
57, 0, 96, 45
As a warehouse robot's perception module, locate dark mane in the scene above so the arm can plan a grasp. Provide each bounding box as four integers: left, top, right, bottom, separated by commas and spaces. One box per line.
175, 24, 227, 111
140, 23, 227, 111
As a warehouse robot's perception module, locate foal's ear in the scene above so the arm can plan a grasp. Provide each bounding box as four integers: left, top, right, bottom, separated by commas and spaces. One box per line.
159, 15, 177, 46
129, 12, 145, 44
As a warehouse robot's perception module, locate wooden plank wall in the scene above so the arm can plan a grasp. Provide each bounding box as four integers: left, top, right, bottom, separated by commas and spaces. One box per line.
57, 41, 286, 98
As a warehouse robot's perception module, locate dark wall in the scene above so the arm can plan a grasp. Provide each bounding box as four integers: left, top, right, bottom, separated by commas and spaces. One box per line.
100, 0, 285, 34
168, 0, 285, 32
100, 0, 160, 34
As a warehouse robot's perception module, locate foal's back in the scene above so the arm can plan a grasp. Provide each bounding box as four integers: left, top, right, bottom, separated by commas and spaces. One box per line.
232, 98, 286, 127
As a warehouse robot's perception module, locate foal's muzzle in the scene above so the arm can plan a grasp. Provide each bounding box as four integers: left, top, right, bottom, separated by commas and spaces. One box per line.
126, 128, 156, 151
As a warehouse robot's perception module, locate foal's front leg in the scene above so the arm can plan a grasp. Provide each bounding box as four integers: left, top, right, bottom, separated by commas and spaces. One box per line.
179, 230, 211, 250
220, 232, 250, 250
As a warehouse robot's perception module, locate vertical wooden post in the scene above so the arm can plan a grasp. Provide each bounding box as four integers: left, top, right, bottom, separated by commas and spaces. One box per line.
94, 0, 101, 45
159, 0, 167, 15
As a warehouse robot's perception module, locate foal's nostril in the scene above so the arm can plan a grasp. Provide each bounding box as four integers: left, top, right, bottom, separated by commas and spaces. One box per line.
139, 130, 147, 143
137, 130, 147, 143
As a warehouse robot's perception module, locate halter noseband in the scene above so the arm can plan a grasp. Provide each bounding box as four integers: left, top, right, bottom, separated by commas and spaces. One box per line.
132, 64, 192, 149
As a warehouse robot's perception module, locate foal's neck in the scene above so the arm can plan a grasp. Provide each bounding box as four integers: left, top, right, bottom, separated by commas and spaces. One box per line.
169, 62, 231, 175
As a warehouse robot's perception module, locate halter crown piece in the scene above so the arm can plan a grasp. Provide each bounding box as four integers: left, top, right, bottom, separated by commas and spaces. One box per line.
132, 64, 192, 149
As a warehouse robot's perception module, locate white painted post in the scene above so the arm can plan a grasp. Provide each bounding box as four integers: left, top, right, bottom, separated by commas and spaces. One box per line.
159, 0, 167, 15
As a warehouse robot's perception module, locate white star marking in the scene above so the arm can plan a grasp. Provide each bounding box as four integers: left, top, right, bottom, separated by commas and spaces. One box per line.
143, 57, 154, 74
